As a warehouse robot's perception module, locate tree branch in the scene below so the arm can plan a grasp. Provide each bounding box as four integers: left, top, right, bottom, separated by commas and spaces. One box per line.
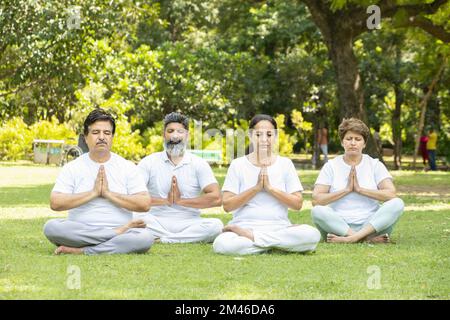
378, 0, 448, 18
0, 78, 46, 98
302, 0, 334, 44
406, 15, 450, 43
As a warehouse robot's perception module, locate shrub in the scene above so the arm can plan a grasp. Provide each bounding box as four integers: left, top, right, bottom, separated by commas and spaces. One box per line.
0, 118, 34, 160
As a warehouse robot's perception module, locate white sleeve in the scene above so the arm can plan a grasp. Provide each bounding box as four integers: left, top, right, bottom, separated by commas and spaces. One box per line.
222, 161, 240, 194
126, 162, 149, 194
196, 159, 218, 190
137, 157, 150, 187
52, 164, 75, 194
284, 159, 303, 193
374, 160, 392, 185
315, 162, 333, 186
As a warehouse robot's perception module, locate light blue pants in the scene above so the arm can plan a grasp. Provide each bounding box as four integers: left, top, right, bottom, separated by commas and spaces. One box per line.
43, 219, 154, 255
311, 198, 404, 240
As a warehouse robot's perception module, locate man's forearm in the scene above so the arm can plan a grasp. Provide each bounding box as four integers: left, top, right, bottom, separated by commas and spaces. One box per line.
176, 193, 222, 209
104, 191, 151, 212
150, 197, 171, 206
50, 191, 98, 211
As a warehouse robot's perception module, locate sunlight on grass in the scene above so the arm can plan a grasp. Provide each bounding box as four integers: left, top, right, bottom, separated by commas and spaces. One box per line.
405, 204, 450, 211
0, 165, 60, 187
0, 278, 40, 294
0, 207, 66, 220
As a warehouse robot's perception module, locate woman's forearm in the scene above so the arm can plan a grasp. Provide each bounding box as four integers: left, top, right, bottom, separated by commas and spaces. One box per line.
267, 188, 303, 210
357, 188, 396, 201
223, 187, 260, 212
312, 189, 350, 206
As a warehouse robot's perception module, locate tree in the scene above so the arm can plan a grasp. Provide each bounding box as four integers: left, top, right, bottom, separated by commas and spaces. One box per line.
301, 0, 450, 157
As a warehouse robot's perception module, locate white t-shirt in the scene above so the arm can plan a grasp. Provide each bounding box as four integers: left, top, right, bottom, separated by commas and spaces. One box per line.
52, 152, 148, 228
222, 155, 303, 226
315, 154, 392, 225
138, 151, 218, 218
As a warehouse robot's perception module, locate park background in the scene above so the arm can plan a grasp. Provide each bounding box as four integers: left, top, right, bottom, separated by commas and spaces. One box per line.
0, 0, 449, 299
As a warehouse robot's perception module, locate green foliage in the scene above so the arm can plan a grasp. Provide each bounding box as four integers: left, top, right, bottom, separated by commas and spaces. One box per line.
30, 117, 77, 142
0, 117, 76, 161
0, 0, 449, 162
0, 118, 34, 160
142, 121, 164, 156
274, 114, 297, 156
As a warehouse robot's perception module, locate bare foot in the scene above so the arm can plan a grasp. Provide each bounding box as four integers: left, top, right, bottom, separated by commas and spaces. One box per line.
326, 233, 355, 243
366, 234, 390, 244
55, 246, 83, 255
114, 219, 146, 235
223, 224, 254, 241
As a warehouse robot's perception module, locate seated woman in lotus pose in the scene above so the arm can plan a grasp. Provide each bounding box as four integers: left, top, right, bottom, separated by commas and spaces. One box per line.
311, 118, 404, 244
213, 114, 321, 255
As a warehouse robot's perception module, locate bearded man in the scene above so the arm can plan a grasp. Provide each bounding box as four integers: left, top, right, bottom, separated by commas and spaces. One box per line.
136, 112, 223, 243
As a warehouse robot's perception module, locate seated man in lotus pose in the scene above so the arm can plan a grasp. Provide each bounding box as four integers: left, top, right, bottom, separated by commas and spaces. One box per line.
137, 112, 223, 243
213, 114, 321, 255
43, 108, 154, 255
311, 118, 404, 244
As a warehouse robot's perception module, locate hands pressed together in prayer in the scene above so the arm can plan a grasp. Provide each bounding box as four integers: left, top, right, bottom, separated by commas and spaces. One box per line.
167, 175, 182, 205
345, 166, 362, 194
93, 165, 111, 199
255, 166, 274, 194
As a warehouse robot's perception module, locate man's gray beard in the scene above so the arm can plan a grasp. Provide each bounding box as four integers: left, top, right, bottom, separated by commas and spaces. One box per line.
164, 141, 186, 157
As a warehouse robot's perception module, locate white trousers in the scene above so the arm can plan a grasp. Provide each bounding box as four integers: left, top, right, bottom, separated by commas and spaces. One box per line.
136, 213, 223, 244
213, 224, 321, 255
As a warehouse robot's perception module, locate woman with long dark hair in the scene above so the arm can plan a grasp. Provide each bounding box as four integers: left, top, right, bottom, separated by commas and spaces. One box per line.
213, 114, 320, 255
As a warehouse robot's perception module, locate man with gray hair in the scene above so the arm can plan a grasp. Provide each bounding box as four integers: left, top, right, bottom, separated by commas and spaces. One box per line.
137, 112, 223, 243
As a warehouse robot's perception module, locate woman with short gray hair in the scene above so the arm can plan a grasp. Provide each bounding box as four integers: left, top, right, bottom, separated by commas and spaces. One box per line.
311, 118, 404, 244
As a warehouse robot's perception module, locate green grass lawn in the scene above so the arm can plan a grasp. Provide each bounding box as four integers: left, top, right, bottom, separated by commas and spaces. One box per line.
0, 162, 449, 299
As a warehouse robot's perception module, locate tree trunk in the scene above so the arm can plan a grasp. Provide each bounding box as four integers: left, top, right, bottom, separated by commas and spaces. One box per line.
302, 1, 381, 159
327, 28, 381, 159
392, 84, 403, 170
312, 118, 321, 169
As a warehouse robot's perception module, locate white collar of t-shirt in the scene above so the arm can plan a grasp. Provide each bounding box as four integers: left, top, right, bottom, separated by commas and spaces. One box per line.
243, 154, 280, 168
161, 150, 193, 168
85, 152, 115, 166
337, 154, 366, 169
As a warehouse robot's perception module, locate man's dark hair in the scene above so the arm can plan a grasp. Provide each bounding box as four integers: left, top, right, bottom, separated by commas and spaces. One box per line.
163, 112, 189, 130
83, 108, 116, 136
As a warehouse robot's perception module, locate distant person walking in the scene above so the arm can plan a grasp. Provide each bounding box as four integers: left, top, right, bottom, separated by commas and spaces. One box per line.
426, 128, 438, 171
419, 132, 429, 167
317, 126, 329, 163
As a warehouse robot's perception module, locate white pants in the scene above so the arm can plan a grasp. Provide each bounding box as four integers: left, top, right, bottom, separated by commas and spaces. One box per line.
213, 224, 321, 255
136, 213, 223, 244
